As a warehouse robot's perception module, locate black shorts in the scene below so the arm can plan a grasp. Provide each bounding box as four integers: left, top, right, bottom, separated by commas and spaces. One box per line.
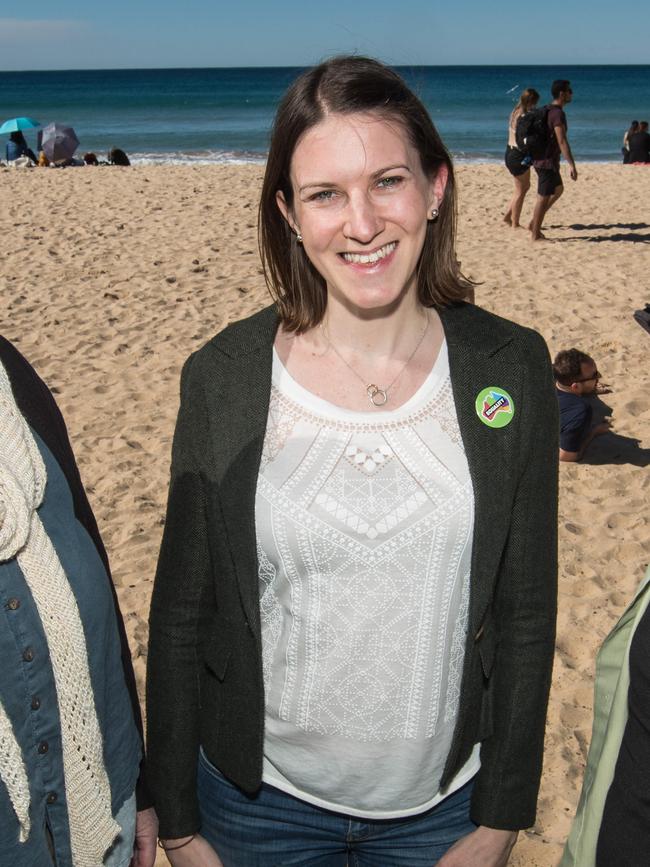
535, 167, 563, 196
505, 146, 530, 177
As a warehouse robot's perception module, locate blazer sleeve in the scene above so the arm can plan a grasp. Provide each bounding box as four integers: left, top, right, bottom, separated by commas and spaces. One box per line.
146, 352, 212, 838
471, 330, 559, 829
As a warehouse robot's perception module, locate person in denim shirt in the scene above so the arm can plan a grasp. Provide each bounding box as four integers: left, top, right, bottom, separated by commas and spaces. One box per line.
0, 336, 157, 866
5, 132, 37, 164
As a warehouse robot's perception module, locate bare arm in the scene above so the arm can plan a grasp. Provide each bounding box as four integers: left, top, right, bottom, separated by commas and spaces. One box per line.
159, 835, 224, 867
436, 827, 518, 866
559, 421, 611, 462
130, 808, 159, 867
554, 125, 577, 180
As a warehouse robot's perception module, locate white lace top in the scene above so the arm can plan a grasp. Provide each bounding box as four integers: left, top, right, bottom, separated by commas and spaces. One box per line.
256, 341, 480, 817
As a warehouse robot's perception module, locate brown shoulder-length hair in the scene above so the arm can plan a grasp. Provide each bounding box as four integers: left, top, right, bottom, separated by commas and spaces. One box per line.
517, 87, 540, 114
259, 55, 473, 333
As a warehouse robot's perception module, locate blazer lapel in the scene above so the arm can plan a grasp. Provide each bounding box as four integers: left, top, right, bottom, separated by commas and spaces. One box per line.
441, 304, 524, 633
203, 307, 278, 638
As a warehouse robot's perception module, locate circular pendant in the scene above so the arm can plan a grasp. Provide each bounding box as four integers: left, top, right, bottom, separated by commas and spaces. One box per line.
367, 384, 388, 407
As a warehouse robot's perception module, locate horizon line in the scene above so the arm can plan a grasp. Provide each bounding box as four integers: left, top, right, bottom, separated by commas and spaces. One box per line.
2, 62, 649, 74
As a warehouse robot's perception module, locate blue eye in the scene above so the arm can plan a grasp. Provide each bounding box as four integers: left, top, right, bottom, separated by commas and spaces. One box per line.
310, 190, 337, 201
377, 175, 403, 189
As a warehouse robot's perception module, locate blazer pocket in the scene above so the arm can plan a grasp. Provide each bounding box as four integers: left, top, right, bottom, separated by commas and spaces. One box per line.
475, 625, 497, 740
202, 627, 233, 682
476, 625, 497, 680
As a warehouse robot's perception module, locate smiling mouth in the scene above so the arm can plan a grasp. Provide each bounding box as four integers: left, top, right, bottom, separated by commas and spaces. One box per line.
340, 242, 397, 265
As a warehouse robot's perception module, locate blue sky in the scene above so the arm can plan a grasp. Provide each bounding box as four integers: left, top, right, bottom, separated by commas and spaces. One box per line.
1, 2, 648, 70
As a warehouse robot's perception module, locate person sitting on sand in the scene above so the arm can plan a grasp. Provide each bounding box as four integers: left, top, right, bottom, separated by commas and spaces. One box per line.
553, 348, 610, 462
503, 87, 539, 229
6, 132, 37, 165
627, 121, 650, 164
108, 148, 130, 166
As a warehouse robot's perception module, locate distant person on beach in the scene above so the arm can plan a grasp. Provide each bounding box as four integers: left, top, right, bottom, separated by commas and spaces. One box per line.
108, 148, 130, 166
553, 348, 610, 462
147, 54, 558, 867
5, 131, 37, 164
622, 120, 639, 163
627, 121, 650, 164
503, 87, 539, 229
0, 336, 158, 866
530, 80, 578, 242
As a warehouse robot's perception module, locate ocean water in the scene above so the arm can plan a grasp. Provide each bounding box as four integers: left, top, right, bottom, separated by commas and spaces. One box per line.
1, 66, 648, 165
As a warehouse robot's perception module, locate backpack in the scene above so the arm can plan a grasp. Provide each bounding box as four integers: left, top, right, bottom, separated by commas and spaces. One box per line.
515, 106, 551, 159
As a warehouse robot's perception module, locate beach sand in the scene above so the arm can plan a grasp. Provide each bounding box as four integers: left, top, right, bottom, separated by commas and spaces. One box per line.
2, 161, 649, 865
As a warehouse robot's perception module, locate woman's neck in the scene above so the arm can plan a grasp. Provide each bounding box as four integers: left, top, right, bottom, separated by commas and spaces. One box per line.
317, 294, 430, 363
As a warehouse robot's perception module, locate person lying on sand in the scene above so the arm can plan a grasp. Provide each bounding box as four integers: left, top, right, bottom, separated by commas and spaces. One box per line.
553, 348, 611, 462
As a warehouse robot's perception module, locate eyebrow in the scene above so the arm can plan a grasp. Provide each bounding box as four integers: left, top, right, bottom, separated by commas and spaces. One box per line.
298, 164, 413, 194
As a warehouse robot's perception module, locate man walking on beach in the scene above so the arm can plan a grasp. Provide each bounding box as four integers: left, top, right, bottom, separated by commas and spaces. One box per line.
530, 80, 578, 241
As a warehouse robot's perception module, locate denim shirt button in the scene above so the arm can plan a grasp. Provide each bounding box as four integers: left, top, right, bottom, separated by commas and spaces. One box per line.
38, 741, 49, 755
31, 696, 41, 710
46, 792, 58, 805
22, 647, 35, 662
5, 598, 20, 611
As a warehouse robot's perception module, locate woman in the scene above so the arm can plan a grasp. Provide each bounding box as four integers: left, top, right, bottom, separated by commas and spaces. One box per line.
5, 131, 38, 164
622, 120, 638, 163
147, 56, 558, 867
503, 88, 539, 228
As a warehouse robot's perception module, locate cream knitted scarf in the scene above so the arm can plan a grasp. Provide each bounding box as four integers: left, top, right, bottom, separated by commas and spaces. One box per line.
0, 360, 119, 865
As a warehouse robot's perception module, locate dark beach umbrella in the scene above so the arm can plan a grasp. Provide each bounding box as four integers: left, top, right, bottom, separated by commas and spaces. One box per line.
40, 122, 80, 162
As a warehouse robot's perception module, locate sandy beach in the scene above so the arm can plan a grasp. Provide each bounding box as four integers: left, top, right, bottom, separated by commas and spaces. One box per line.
2, 160, 649, 865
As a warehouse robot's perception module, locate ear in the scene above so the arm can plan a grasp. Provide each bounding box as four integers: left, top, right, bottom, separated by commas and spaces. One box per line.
276, 190, 299, 235
429, 164, 449, 212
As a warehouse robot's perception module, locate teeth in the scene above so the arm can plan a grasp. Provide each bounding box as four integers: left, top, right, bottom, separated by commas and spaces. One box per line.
342, 242, 396, 264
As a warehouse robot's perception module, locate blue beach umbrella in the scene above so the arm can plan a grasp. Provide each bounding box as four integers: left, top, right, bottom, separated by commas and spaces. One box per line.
0, 117, 40, 135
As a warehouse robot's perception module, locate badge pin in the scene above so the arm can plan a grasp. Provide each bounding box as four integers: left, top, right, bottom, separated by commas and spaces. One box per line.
475, 387, 515, 429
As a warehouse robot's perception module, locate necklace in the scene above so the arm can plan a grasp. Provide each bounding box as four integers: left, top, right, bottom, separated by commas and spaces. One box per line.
320, 313, 429, 407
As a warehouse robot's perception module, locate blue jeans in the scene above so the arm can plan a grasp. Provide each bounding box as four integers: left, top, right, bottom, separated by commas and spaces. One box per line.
197, 750, 477, 866
103, 792, 137, 867
43, 792, 136, 866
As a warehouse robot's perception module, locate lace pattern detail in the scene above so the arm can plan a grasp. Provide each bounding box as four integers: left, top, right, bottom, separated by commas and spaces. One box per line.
445, 571, 471, 724
257, 541, 282, 694
257, 365, 474, 746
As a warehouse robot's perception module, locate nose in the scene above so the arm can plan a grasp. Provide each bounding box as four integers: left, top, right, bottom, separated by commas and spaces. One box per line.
343, 192, 383, 244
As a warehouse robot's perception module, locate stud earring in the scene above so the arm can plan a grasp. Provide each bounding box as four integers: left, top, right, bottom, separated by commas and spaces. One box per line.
429, 208, 439, 221
296, 232, 303, 244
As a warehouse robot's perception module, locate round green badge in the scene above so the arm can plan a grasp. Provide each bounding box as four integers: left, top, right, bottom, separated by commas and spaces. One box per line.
475, 387, 515, 429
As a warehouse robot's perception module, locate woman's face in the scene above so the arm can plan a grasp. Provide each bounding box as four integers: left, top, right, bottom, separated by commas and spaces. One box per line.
277, 112, 447, 316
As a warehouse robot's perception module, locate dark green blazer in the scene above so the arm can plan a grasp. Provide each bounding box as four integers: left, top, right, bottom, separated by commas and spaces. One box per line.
146, 301, 558, 839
